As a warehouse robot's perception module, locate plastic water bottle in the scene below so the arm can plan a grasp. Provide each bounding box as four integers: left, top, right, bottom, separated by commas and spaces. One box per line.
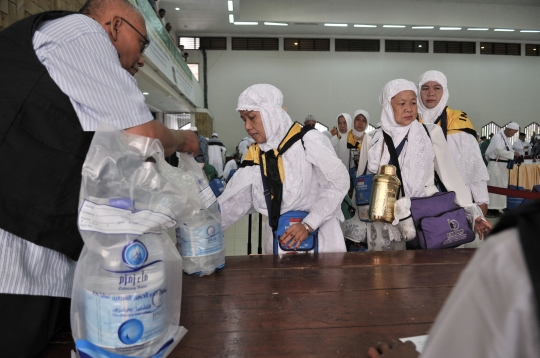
83, 234, 168, 353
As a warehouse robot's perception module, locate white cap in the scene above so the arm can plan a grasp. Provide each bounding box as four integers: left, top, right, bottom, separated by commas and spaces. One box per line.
506, 122, 519, 130
190, 126, 198, 132
212, 132, 218, 137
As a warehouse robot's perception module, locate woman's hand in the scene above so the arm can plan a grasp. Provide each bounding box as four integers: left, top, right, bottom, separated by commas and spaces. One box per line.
330, 127, 338, 136
279, 223, 310, 250
474, 217, 492, 240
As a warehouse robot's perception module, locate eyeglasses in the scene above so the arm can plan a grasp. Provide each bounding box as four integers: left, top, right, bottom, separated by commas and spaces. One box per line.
107, 17, 151, 54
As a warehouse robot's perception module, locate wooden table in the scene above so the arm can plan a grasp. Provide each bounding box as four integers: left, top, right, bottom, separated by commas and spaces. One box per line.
39, 250, 475, 357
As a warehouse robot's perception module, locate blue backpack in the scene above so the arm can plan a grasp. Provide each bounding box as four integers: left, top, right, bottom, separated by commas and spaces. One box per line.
273, 211, 319, 254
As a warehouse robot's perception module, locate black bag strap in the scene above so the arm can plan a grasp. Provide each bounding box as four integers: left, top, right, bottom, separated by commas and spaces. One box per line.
421, 124, 448, 193
434, 107, 448, 140
259, 151, 274, 228
382, 131, 406, 198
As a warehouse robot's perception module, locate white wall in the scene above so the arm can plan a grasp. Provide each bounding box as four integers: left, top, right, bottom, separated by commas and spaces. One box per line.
202, 39, 540, 152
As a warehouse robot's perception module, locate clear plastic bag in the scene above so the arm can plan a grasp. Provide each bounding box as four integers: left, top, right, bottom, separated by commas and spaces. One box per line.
72, 123, 200, 357
175, 153, 226, 276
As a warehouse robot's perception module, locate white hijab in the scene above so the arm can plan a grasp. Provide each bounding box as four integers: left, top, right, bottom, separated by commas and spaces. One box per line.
336, 113, 352, 136
368, 79, 434, 197
352, 109, 370, 138
333, 113, 353, 168
236, 84, 293, 152
417, 70, 450, 124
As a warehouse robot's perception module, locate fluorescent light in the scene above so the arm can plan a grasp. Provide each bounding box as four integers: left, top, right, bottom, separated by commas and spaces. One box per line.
175, 7, 180, 10
354, 24, 377, 28
494, 28, 515, 32
143, 92, 149, 95
440, 27, 462, 30
229, 14, 234, 23
264, 22, 288, 26
412, 26, 434, 29
324, 23, 348, 27
228, 1, 233, 11
234, 22, 259, 25
383, 25, 405, 28
467, 28, 488, 31
521, 30, 540, 33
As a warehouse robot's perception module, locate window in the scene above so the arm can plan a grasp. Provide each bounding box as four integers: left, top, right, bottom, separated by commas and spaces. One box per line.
385, 40, 428, 53
179, 37, 200, 50
335, 39, 380, 52
164, 113, 191, 129
481, 122, 502, 139
315, 122, 328, 132
365, 124, 377, 134
232, 37, 279, 51
525, 44, 540, 56
480, 42, 520, 56
187, 64, 199, 81
434, 41, 475, 54
524, 123, 540, 142
284, 38, 330, 51
199, 37, 227, 50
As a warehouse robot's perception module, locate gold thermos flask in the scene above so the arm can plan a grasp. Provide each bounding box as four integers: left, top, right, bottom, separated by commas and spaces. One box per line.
368, 165, 402, 223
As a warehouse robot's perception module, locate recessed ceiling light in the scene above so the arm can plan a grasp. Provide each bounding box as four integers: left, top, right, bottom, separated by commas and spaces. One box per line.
143, 92, 149, 95
228, 1, 233, 11
467, 28, 488, 31
324, 23, 348, 27
494, 28, 515, 32
383, 25, 405, 28
264, 22, 288, 26
440, 27, 462, 30
412, 26, 434, 29
520, 30, 540, 33
354, 24, 377, 28
175, 7, 180, 11
229, 14, 234, 23
234, 22, 259, 25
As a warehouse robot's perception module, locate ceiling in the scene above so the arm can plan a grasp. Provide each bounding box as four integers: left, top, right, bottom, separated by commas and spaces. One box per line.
160, 0, 540, 41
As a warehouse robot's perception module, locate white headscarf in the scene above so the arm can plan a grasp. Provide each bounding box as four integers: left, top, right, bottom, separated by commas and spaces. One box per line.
379, 79, 418, 144
336, 113, 352, 135
368, 79, 434, 197
417, 70, 450, 124
333, 113, 353, 168
352, 110, 370, 138
236, 84, 293, 152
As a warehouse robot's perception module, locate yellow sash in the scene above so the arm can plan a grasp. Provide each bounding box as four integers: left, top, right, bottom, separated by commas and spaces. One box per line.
346, 130, 363, 151
418, 107, 475, 136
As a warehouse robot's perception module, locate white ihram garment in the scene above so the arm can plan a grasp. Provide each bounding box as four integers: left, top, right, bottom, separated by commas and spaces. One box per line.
218, 84, 349, 254
417, 70, 489, 205
421, 229, 540, 358
486, 131, 515, 209
207, 139, 226, 177
330, 113, 354, 169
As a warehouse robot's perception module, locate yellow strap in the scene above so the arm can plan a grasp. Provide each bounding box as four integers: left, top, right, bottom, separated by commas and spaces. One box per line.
346, 130, 362, 151
418, 107, 475, 136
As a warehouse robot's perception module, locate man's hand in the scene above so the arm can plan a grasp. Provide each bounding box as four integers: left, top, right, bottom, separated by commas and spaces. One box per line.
474, 216, 492, 240
367, 340, 419, 358
177, 130, 199, 154
514, 151, 520, 157
279, 223, 310, 250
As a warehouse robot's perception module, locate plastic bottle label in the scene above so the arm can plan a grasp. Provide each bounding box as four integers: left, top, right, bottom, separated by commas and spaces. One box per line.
198, 185, 217, 209
177, 224, 223, 257
84, 288, 166, 350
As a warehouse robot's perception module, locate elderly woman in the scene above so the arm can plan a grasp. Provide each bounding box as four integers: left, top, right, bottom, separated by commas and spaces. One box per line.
417, 70, 490, 215
330, 113, 353, 169
357, 79, 491, 251
218, 84, 349, 253
341, 109, 374, 248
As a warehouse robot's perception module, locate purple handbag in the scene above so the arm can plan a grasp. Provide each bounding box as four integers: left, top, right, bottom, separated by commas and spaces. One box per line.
407, 191, 475, 249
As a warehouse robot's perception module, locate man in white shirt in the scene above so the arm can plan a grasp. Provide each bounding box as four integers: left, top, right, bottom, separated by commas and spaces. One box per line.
0, 0, 197, 355
513, 132, 530, 156
485, 122, 520, 216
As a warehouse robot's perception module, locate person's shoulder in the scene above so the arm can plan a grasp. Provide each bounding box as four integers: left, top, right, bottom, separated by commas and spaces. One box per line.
39, 14, 105, 40
446, 106, 474, 127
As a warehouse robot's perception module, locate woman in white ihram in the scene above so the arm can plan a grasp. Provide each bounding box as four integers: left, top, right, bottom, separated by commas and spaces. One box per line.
357, 79, 491, 251
417, 70, 490, 216
330, 112, 354, 170
218, 84, 349, 253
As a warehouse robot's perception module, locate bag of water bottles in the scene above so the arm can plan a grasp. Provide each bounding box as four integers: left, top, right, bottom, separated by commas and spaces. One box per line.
72, 123, 201, 357
175, 153, 226, 276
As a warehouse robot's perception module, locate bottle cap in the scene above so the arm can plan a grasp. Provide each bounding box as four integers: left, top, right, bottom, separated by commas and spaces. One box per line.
380, 164, 396, 176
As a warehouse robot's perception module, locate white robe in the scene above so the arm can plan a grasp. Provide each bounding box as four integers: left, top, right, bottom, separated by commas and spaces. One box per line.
486, 131, 514, 210
421, 229, 540, 358
219, 130, 349, 254
223, 159, 238, 181
207, 140, 226, 177
330, 113, 354, 170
